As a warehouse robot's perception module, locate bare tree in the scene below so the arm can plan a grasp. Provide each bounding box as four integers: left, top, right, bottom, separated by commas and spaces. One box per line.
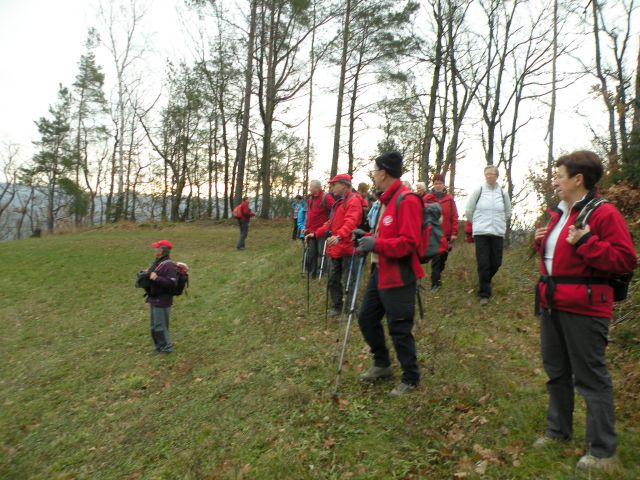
99, 0, 148, 221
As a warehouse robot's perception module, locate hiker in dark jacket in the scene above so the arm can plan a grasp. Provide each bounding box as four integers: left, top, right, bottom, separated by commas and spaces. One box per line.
146, 240, 178, 354
354, 151, 425, 398
424, 173, 459, 291
236, 196, 255, 250
303, 179, 335, 277
532, 151, 637, 473
306, 174, 362, 314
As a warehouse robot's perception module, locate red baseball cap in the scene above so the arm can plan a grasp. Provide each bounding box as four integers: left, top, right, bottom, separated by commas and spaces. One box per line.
151, 239, 173, 249
328, 173, 352, 184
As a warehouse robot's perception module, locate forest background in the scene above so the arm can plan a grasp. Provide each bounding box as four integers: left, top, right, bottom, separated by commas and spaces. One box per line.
0, 0, 639, 240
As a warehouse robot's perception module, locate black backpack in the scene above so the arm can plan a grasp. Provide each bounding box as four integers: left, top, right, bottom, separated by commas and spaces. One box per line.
173, 262, 189, 296
575, 197, 634, 302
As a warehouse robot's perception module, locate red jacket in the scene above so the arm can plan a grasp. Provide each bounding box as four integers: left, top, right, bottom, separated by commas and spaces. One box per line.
371, 180, 425, 290
536, 195, 636, 318
238, 201, 255, 222
424, 191, 459, 240
315, 192, 362, 259
305, 191, 335, 232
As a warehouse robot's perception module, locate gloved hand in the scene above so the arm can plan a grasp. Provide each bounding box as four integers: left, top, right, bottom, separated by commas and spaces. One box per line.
351, 229, 367, 241
357, 235, 376, 253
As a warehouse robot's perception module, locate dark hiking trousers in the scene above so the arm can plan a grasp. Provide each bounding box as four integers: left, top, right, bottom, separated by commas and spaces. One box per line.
328, 255, 356, 311
540, 309, 616, 457
306, 236, 325, 278
291, 218, 299, 240
357, 266, 420, 386
150, 306, 172, 352
474, 234, 503, 298
431, 250, 449, 287
237, 219, 249, 249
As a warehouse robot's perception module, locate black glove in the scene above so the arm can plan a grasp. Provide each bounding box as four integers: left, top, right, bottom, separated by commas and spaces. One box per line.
351, 229, 367, 241
357, 235, 376, 253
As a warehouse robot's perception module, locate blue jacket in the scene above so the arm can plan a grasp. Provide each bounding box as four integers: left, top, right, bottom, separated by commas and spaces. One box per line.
297, 201, 307, 237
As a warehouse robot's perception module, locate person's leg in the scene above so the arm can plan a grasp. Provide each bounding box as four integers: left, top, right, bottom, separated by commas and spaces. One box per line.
357, 267, 391, 368
328, 257, 344, 311
430, 251, 447, 288
307, 237, 319, 277
151, 306, 172, 352
489, 236, 504, 280
237, 220, 248, 249
540, 309, 574, 441
381, 282, 419, 385
292, 218, 298, 240
560, 312, 616, 457
150, 306, 160, 350
474, 235, 492, 298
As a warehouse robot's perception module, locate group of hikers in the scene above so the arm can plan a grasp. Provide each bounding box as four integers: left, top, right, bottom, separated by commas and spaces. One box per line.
140, 150, 636, 474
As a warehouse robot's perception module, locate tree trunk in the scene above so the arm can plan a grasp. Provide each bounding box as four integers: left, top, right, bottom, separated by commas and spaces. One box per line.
233, 0, 258, 207
330, 0, 352, 178
546, 0, 558, 207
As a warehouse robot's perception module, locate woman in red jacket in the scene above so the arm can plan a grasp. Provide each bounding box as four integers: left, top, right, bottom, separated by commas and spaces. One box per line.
424, 173, 459, 291
533, 151, 636, 473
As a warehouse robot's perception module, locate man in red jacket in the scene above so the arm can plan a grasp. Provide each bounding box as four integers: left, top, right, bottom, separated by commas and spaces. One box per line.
353, 151, 425, 397
235, 196, 255, 250
424, 173, 459, 291
303, 180, 335, 277
306, 174, 362, 315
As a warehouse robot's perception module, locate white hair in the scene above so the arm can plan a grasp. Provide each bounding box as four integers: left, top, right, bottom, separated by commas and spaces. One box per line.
415, 182, 426, 192
310, 179, 322, 188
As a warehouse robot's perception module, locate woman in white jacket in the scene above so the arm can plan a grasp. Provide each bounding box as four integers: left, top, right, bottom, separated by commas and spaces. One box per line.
465, 165, 512, 305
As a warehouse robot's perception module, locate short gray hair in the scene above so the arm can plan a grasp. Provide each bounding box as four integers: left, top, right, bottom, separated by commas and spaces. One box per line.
484, 165, 499, 176
310, 179, 322, 188
415, 182, 426, 192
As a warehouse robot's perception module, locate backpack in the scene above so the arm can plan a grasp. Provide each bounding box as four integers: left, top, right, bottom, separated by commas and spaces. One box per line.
396, 192, 446, 263
173, 262, 189, 296
232, 204, 243, 219
574, 197, 634, 302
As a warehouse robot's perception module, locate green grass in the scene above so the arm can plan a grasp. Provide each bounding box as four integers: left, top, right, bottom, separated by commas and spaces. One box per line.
1, 220, 638, 479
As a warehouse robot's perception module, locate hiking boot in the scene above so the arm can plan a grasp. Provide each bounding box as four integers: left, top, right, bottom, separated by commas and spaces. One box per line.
359, 365, 394, 383
576, 454, 621, 473
329, 308, 341, 317
431, 284, 441, 293
479, 297, 489, 306
532, 435, 567, 449
388, 382, 416, 398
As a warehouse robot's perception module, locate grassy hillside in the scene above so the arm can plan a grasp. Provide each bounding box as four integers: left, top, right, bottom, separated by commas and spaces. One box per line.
1, 220, 638, 479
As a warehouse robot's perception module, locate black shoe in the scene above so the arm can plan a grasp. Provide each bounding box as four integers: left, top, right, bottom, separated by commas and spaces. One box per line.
431, 284, 441, 293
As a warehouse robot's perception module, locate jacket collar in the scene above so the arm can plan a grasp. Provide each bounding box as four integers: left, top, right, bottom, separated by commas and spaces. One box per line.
379, 179, 403, 205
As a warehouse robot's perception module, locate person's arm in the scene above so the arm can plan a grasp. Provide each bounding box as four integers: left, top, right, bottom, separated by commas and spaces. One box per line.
335, 196, 362, 240
571, 204, 637, 274
450, 198, 459, 238
465, 187, 481, 221
502, 189, 512, 221
373, 195, 422, 259
153, 262, 178, 288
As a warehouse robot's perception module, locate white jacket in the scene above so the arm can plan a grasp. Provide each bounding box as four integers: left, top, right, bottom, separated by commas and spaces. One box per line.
465, 183, 512, 237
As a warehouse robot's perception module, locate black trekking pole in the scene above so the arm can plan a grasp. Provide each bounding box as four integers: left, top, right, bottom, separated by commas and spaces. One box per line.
332, 252, 366, 403
416, 281, 425, 321
301, 241, 308, 274
318, 233, 329, 281
342, 247, 357, 314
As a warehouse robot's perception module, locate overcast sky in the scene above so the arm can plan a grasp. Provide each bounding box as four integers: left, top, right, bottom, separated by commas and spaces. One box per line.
1, 0, 637, 218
